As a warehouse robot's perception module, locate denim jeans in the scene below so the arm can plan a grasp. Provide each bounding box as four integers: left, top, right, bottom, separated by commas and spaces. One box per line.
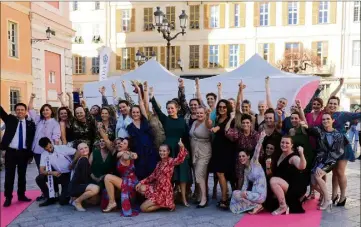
348, 125, 359, 154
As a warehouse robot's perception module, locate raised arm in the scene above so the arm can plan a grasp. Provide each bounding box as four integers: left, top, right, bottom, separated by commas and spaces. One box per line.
304, 85, 323, 114
57, 92, 67, 107
236, 81, 245, 113
252, 131, 266, 163
60, 121, 68, 145
143, 81, 150, 114
0, 106, 9, 123
217, 82, 223, 102
150, 94, 167, 125
290, 147, 307, 170
275, 110, 283, 131
99, 86, 109, 107
28, 93, 35, 110
295, 100, 306, 122
66, 92, 74, 113
170, 140, 188, 166
195, 78, 206, 107
122, 81, 136, 107
28, 93, 39, 123
205, 108, 213, 129
135, 83, 148, 120
265, 76, 274, 109
329, 78, 344, 98
178, 78, 190, 116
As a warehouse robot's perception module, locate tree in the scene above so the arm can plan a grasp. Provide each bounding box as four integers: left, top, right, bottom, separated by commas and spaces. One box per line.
276, 48, 322, 73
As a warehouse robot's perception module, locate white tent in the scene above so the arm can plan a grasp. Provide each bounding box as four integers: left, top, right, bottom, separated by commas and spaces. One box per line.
83, 59, 195, 110
198, 54, 320, 111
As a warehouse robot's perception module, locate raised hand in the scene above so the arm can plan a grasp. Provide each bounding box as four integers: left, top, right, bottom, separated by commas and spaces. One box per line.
99, 86, 105, 95
276, 110, 282, 118
339, 78, 344, 85
195, 78, 200, 87
31, 93, 36, 99
178, 78, 184, 88
295, 99, 301, 108
297, 146, 304, 156
217, 82, 222, 90
178, 138, 184, 148
143, 81, 148, 91
206, 108, 212, 116
66, 92, 72, 97
121, 80, 126, 89
111, 83, 116, 92
265, 76, 270, 85
300, 121, 308, 128
149, 86, 154, 98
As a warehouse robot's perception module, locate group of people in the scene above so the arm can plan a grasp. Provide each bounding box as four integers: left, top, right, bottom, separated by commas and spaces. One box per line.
1, 76, 360, 217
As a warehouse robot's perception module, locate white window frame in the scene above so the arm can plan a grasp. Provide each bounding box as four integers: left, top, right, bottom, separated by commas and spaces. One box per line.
10, 89, 20, 114
285, 42, 300, 66
229, 44, 239, 68
234, 4, 240, 27
48, 71, 56, 84
74, 56, 84, 74
316, 42, 328, 66
92, 57, 100, 74
354, 1, 361, 22
263, 43, 269, 61
209, 45, 219, 68
288, 2, 298, 25
352, 40, 360, 66
122, 48, 130, 70
318, 1, 329, 24
210, 5, 220, 28
8, 21, 18, 58
260, 3, 269, 26
122, 9, 131, 32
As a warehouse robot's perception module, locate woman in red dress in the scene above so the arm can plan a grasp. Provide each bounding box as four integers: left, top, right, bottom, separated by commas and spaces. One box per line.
135, 139, 188, 212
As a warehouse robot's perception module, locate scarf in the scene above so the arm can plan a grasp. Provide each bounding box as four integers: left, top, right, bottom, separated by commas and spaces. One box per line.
45, 156, 55, 198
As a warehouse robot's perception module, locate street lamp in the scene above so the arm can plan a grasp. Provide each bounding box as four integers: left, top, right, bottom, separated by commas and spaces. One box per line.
31, 27, 55, 43
135, 50, 157, 66
153, 7, 188, 70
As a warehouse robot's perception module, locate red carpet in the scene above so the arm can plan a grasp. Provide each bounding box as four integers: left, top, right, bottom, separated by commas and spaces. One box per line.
235, 199, 322, 227
1, 190, 41, 227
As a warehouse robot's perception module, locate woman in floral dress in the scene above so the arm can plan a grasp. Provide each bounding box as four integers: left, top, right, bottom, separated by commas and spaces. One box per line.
135, 139, 188, 212
230, 132, 267, 214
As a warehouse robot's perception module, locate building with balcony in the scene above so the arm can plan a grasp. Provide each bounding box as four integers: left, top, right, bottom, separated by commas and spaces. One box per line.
31, 2, 74, 109
71, 1, 360, 110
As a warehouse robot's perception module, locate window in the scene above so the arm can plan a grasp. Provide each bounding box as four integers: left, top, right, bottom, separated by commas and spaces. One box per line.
73, 23, 83, 44
353, 40, 360, 66
8, 21, 18, 58
285, 43, 300, 66
234, 4, 240, 27
73, 56, 85, 74
49, 71, 56, 84
229, 45, 239, 68
10, 89, 20, 114
318, 1, 329, 24
73, 1, 78, 11
189, 45, 199, 69
209, 45, 219, 68
354, 1, 361, 22
189, 5, 200, 29
116, 56, 121, 70
122, 9, 131, 32
169, 46, 177, 69
94, 1, 100, 10
210, 5, 220, 28
92, 57, 100, 74
260, 3, 269, 26
263, 43, 269, 61
288, 2, 298, 25
144, 8, 153, 31
166, 6, 176, 29
316, 42, 328, 65
122, 48, 131, 70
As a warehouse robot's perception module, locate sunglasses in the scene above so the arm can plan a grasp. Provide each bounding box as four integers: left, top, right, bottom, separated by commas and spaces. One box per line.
218, 106, 227, 109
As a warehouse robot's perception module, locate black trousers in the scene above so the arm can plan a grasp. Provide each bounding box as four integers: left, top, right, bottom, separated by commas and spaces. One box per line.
4, 148, 30, 199
33, 153, 41, 171
35, 172, 71, 205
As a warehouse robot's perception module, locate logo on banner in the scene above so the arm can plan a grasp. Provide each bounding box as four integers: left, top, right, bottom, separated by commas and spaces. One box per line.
103, 55, 108, 64
99, 47, 111, 81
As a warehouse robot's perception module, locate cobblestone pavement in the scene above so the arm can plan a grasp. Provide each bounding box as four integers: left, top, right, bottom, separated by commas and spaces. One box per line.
1, 160, 360, 227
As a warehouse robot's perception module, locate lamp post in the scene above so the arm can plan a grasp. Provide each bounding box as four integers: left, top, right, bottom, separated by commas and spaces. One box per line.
153, 7, 188, 70
31, 27, 55, 43
135, 50, 157, 66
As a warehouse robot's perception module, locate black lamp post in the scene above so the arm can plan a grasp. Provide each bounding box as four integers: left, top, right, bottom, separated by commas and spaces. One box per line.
135, 50, 156, 66
31, 27, 55, 43
153, 7, 188, 70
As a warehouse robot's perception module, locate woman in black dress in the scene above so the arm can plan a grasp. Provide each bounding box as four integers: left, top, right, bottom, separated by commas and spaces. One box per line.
209, 99, 235, 210
270, 136, 307, 215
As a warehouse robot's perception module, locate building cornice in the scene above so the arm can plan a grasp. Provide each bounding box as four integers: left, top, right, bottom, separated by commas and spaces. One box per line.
2, 2, 30, 15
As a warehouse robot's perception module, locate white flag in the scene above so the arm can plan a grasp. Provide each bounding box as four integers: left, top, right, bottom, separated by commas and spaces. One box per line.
98, 46, 111, 81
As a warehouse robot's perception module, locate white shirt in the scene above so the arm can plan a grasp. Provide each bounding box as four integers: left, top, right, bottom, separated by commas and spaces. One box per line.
9, 119, 27, 150
116, 115, 132, 138
40, 145, 76, 173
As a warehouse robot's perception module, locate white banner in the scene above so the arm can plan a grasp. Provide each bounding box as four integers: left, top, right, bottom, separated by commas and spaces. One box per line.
98, 46, 111, 81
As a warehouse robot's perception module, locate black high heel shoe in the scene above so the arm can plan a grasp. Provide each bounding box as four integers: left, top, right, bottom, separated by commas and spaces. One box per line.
332, 194, 339, 205
337, 197, 347, 207
196, 200, 208, 208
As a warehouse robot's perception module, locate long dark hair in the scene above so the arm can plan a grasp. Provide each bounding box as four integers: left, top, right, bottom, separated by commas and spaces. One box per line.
216, 99, 232, 120
40, 104, 55, 120
57, 107, 73, 122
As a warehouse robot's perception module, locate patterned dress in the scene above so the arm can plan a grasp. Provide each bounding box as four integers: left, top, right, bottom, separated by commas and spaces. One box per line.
230, 140, 267, 214
140, 147, 188, 210
71, 109, 96, 149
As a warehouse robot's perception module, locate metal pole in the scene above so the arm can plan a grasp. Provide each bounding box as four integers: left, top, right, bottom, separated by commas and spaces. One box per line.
167, 41, 171, 70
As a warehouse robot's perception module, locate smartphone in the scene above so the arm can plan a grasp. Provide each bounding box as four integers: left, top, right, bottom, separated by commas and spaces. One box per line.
73, 92, 80, 105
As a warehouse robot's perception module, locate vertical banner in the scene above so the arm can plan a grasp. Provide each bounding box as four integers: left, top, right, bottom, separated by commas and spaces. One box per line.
98, 46, 111, 81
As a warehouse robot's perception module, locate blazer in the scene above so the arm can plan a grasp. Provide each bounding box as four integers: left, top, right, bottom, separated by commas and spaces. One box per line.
0, 106, 35, 154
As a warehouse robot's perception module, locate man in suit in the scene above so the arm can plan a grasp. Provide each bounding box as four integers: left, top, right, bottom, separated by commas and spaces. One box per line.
0, 103, 35, 207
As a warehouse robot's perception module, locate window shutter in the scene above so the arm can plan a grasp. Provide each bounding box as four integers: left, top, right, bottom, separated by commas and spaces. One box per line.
220, 4, 226, 28
253, 2, 260, 27
270, 2, 276, 26
322, 41, 329, 58
203, 4, 209, 29
116, 52, 122, 71
224, 45, 229, 68
92, 57, 95, 74
160, 47, 166, 66
240, 3, 246, 27
203, 45, 209, 68
116, 9, 122, 33
130, 47, 135, 70
239, 44, 245, 65
312, 2, 320, 25
269, 43, 275, 65
82, 57, 86, 74
258, 43, 264, 56
72, 56, 75, 74
139, 47, 144, 54
311, 41, 318, 56
152, 46, 158, 60
229, 3, 235, 27
299, 2, 305, 25
330, 2, 337, 24
219, 45, 224, 68
176, 46, 181, 68
282, 2, 288, 26
131, 8, 136, 32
